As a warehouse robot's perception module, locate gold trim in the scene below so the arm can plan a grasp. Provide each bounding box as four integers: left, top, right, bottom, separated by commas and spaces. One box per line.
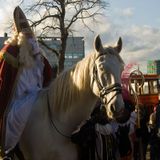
0, 51, 4, 60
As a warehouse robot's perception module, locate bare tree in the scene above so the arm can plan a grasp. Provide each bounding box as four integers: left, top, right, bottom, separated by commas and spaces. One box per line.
22, 0, 108, 73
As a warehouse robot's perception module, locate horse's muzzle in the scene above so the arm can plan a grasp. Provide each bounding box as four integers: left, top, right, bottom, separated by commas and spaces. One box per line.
114, 108, 130, 123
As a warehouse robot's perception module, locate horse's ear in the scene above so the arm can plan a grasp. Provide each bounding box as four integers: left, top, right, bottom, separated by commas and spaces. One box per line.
94, 35, 103, 54
115, 37, 122, 53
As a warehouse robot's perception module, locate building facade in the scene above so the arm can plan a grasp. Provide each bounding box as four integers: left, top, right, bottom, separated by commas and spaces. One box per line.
147, 60, 160, 74
0, 33, 8, 48
38, 36, 85, 68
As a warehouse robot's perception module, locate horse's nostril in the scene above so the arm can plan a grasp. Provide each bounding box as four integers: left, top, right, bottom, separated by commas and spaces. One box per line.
110, 104, 115, 112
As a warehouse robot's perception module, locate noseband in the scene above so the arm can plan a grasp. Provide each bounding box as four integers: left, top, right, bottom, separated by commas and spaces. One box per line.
93, 64, 122, 104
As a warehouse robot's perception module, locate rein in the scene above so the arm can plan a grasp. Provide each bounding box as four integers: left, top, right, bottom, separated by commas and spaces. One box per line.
93, 65, 122, 104
47, 93, 71, 139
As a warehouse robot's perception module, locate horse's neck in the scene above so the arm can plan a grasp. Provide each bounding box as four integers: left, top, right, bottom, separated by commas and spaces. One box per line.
57, 96, 97, 135
49, 57, 97, 133
50, 84, 97, 134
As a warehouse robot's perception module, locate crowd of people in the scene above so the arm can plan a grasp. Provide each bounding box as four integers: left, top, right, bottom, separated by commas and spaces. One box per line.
72, 98, 160, 160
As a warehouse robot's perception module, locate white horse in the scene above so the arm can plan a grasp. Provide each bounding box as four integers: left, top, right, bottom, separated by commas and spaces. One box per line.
19, 35, 129, 160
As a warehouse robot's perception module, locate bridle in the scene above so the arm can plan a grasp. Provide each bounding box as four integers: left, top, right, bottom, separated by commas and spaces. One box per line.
92, 62, 122, 105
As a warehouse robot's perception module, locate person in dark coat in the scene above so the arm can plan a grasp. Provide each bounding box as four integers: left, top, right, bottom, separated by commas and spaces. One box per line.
148, 100, 160, 160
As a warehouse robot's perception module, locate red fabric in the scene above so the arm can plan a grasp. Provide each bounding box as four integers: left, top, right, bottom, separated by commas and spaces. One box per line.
0, 44, 19, 118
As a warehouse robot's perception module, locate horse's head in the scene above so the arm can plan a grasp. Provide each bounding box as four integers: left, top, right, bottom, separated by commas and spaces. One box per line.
91, 35, 130, 123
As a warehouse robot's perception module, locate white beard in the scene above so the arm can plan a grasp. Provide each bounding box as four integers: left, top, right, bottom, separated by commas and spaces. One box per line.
18, 33, 35, 68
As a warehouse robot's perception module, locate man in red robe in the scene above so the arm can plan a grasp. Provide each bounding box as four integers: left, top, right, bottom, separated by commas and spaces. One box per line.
0, 6, 52, 159
0, 40, 52, 122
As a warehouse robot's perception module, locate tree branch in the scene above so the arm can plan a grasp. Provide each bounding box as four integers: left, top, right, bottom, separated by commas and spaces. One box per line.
38, 38, 59, 57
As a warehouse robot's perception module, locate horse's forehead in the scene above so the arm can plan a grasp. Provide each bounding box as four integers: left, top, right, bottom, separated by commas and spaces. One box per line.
96, 53, 120, 67
103, 46, 115, 54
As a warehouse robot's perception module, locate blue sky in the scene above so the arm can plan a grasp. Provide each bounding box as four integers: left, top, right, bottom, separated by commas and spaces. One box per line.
110, 0, 160, 27
106, 0, 160, 72
82, 0, 160, 72
0, 0, 159, 72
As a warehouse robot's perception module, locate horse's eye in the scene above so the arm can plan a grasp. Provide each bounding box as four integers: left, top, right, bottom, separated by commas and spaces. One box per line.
99, 64, 104, 71
99, 56, 105, 62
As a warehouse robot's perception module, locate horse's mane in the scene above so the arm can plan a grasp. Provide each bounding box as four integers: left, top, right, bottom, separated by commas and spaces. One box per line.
49, 52, 97, 113
48, 46, 124, 113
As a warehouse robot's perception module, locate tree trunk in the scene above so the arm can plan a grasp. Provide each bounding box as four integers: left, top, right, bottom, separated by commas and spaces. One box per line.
58, 52, 65, 73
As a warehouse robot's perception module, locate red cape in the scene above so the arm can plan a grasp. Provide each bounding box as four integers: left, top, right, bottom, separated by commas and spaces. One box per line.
0, 44, 19, 118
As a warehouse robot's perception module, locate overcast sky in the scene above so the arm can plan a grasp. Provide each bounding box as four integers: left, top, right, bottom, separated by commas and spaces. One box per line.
0, 0, 160, 72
